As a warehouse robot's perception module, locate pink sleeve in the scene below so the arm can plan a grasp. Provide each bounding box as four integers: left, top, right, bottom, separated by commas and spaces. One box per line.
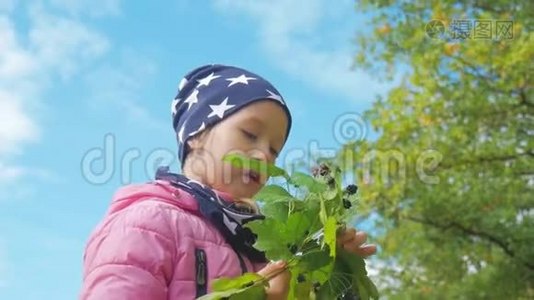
80, 203, 177, 300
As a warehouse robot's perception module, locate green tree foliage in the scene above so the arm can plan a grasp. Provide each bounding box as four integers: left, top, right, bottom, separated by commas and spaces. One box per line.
332, 0, 533, 298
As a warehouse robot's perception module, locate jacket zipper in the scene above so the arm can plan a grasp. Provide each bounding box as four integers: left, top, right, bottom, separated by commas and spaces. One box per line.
195, 248, 207, 297
235, 251, 248, 275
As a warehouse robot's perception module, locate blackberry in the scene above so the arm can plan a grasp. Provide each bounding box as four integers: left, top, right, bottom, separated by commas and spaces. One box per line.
288, 244, 298, 254
345, 184, 358, 195
297, 274, 306, 283
327, 177, 336, 188
343, 198, 352, 209
319, 164, 330, 176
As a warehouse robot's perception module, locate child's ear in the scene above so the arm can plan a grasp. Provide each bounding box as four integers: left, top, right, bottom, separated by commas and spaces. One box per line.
187, 138, 203, 150
187, 130, 209, 150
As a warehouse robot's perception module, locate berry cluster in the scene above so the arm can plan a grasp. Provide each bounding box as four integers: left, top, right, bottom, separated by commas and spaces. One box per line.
311, 163, 331, 177
345, 184, 358, 195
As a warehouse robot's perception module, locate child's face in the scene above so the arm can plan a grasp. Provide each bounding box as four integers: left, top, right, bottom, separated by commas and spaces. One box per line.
184, 100, 289, 200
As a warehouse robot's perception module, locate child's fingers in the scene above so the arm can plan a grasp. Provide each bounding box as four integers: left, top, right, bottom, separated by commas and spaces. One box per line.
356, 244, 378, 257
257, 261, 291, 299
336, 227, 357, 246
341, 232, 367, 252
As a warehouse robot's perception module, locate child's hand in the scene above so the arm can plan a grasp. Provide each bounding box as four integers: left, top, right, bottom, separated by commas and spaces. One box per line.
337, 227, 377, 257
257, 260, 291, 300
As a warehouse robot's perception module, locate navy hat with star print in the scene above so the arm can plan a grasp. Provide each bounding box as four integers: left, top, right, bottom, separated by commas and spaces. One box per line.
171, 64, 292, 165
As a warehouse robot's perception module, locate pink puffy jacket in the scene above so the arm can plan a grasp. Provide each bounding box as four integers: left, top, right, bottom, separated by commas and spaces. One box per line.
79, 179, 267, 299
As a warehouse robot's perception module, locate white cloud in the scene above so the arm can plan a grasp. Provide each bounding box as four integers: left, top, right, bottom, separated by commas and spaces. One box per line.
28, 3, 110, 80
213, 0, 390, 104
0, 91, 38, 156
0, 2, 110, 190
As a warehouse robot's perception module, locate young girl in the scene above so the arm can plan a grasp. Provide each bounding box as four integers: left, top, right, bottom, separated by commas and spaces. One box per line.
79, 64, 376, 300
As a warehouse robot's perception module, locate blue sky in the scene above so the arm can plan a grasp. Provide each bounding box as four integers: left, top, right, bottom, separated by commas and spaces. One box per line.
0, 0, 393, 298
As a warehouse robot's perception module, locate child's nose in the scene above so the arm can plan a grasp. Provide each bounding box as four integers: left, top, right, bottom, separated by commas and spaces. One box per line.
249, 148, 275, 165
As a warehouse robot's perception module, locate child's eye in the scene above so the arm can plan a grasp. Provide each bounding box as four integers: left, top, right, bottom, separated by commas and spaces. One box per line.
241, 130, 257, 140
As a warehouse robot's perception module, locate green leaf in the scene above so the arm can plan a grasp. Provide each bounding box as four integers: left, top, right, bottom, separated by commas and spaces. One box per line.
324, 217, 338, 258
222, 153, 287, 178
295, 281, 313, 300
212, 273, 263, 291
356, 276, 369, 300
289, 172, 327, 193
208, 273, 267, 300
322, 188, 338, 201
299, 248, 331, 271
260, 200, 291, 222
245, 219, 293, 260
338, 250, 367, 277
319, 196, 327, 225
285, 212, 313, 244
196, 284, 265, 300
228, 285, 266, 300
309, 260, 334, 286
287, 268, 298, 300
255, 184, 294, 203
362, 275, 380, 300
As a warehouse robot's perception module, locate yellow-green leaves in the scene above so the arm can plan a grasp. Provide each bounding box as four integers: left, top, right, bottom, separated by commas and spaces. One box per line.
324, 217, 338, 258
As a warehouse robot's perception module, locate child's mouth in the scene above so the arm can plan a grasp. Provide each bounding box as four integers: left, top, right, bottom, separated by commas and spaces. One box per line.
244, 170, 261, 184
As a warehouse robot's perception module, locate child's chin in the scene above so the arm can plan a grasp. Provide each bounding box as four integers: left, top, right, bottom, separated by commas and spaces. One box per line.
234, 184, 261, 200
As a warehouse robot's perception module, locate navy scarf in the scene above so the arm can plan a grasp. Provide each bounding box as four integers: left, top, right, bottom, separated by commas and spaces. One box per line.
155, 166, 267, 263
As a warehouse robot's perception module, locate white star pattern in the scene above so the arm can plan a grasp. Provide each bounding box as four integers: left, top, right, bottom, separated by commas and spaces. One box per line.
266, 89, 285, 104
189, 122, 206, 136
208, 97, 235, 119
183, 89, 200, 110
178, 124, 186, 143
178, 78, 188, 91
197, 72, 220, 87
171, 98, 180, 115
226, 74, 257, 87
222, 214, 238, 234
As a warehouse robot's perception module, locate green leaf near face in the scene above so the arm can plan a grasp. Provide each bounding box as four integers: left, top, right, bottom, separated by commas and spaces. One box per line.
222, 153, 287, 178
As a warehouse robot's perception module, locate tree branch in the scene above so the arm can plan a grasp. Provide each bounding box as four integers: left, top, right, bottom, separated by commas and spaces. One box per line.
405, 215, 534, 270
